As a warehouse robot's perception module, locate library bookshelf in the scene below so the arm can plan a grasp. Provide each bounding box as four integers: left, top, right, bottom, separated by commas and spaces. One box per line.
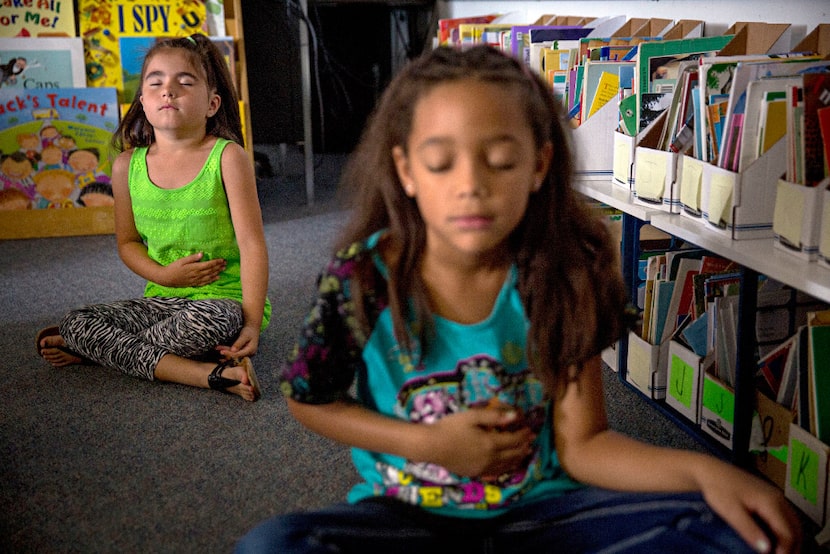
575, 177, 830, 469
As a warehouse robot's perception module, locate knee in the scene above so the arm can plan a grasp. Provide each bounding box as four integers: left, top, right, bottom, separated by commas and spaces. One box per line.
234, 517, 287, 553
235, 514, 309, 553
58, 306, 93, 338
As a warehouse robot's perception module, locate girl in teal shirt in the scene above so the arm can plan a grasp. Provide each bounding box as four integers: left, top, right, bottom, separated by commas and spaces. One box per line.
239, 46, 801, 550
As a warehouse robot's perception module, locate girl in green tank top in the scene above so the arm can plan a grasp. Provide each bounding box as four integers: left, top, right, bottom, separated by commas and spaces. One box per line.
36, 35, 270, 403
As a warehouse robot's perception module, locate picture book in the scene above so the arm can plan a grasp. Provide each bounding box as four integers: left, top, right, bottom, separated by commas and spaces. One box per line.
580, 60, 632, 121
204, 0, 226, 37
738, 76, 800, 172
776, 330, 800, 408
0, 87, 119, 211
807, 311, 830, 443
802, 71, 830, 186
509, 25, 581, 60
658, 61, 698, 151
785, 84, 805, 184
661, 257, 702, 344
438, 14, 500, 46
722, 56, 830, 167
0, 37, 86, 90
635, 35, 735, 139
78, 0, 209, 103
757, 335, 795, 398
527, 26, 594, 75
0, 0, 76, 37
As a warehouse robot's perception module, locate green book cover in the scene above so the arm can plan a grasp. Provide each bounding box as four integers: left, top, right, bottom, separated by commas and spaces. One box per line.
810, 324, 830, 443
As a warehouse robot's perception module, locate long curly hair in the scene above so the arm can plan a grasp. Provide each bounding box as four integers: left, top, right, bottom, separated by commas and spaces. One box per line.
336, 45, 630, 393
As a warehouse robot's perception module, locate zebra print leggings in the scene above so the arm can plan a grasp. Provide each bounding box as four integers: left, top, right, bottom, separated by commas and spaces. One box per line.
59, 297, 244, 381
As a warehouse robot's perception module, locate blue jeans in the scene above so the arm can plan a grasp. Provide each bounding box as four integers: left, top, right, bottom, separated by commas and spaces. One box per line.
234, 487, 757, 553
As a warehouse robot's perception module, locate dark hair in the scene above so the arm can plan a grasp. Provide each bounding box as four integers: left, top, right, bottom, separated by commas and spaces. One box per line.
112, 33, 242, 152
77, 181, 113, 206
337, 45, 629, 393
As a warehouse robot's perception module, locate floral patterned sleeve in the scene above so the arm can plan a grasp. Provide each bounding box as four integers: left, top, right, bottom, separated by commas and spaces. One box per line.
279, 245, 376, 404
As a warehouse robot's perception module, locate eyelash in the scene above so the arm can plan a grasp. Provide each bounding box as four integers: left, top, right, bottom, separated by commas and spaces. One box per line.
426, 161, 516, 172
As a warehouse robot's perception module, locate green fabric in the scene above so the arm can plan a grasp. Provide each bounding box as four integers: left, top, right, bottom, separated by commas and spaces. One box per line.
129, 138, 270, 330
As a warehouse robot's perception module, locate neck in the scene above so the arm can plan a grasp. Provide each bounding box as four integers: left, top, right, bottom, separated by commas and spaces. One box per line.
151, 129, 212, 153
420, 254, 511, 324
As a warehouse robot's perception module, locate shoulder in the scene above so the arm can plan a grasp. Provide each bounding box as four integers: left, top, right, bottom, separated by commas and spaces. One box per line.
319, 235, 388, 293
111, 148, 136, 178
218, 140, 254, 177
218, 139, 248, 162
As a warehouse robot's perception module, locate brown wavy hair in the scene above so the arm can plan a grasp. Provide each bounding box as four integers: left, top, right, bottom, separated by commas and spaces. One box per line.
336, 45, 630, 393
112, 33, 242, 152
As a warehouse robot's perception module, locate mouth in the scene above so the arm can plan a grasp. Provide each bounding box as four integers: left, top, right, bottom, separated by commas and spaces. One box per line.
451, 214, 494, 230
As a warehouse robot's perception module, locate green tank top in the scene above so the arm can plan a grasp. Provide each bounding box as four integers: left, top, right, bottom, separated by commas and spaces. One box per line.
129, 138, 270, 330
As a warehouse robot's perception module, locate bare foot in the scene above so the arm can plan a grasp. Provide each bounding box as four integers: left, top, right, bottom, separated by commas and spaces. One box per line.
39, 333, 84, 367
213, 360, 260, 402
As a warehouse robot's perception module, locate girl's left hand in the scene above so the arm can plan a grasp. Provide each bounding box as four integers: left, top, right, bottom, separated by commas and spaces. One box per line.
216, 325, 259, 360
700, 462, 802, 553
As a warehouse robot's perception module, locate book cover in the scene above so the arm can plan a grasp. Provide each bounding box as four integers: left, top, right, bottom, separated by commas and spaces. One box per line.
528, 27, 594, 75
0, 87, 119, 211
0, 1, 76, 37
438, 15, 499, 46
587, 70, 620, 119
786, 84, 805, 183
635, 35, 735, 140
801, 71, 830, 186
0, 37, 86, 89
510, 25, 582, 60
808, 311, 830, 443
78, 0, 208, 103
757, 335, 795, 398
650, 279, 676, 345
580, 61, 632, 121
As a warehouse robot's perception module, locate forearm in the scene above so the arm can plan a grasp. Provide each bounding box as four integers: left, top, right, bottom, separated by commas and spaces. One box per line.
559, 428, 725, 493
287, 398, 431, 461
118, 239, 165, 282
239, 242, 269, 331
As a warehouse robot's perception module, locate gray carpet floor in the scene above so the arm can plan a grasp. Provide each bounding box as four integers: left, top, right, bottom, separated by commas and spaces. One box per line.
1, 146, 709, 553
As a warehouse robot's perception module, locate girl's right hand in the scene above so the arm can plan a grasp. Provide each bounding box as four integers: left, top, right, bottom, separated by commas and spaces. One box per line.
163, 252, 226, 287
426, 408, 536, 479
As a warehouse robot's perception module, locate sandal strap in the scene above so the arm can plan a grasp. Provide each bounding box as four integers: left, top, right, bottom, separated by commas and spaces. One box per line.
208, 360, 241, 392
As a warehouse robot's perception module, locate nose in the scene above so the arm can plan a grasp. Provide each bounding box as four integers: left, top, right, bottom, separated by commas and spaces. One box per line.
455, 156, 487, 198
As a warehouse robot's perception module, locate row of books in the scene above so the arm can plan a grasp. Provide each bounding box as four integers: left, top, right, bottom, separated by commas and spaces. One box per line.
637, 243, 828, 374
436, 14, 830, 191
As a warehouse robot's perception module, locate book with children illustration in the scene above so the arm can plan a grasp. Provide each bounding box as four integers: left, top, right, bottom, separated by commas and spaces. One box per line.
0, 1, 77, 38
78, 0, 208, 103
0, 37, 87, 90
0, 87, 119, 211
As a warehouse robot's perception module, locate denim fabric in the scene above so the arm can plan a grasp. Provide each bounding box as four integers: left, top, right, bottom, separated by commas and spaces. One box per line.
234, 487, 757, 553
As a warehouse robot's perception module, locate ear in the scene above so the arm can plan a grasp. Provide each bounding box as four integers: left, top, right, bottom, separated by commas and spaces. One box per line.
532, 141, 554, 192
207, 92, 221, 118
392, 145, 415, 197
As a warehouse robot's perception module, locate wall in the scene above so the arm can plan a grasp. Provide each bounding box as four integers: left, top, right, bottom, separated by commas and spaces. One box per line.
438, 0, 829, 44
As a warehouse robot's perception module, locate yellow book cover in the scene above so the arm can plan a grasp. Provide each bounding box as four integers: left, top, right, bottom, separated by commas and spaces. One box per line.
0, 1, 77, 37
78, 0, 207, 103
587, 71, 620, 119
